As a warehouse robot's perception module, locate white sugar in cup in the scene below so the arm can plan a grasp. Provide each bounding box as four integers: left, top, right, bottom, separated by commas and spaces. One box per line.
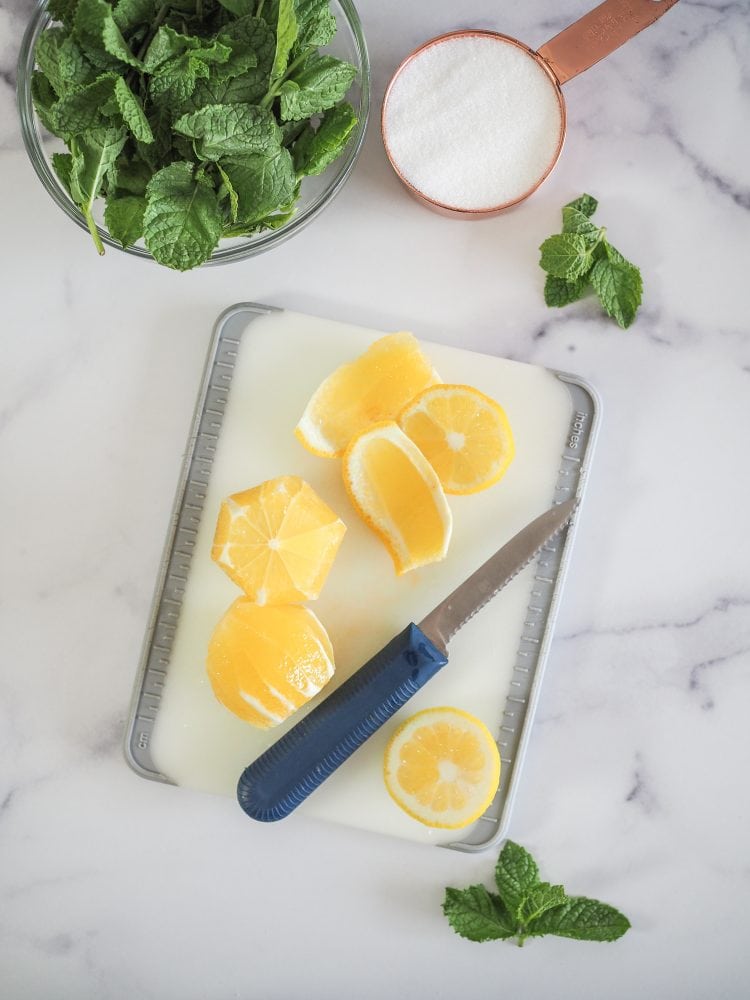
382, 32, 566, 216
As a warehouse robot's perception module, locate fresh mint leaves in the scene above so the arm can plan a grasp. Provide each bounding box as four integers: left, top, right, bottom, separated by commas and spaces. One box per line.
443, 840, 631, 947
32, 0, 359, 269
539, 194, 643, 328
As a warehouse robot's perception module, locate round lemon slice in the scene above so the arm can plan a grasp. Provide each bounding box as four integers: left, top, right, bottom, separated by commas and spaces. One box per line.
342, 421, 452, 574
398, 384, 515, 495
384, 707, 501, 829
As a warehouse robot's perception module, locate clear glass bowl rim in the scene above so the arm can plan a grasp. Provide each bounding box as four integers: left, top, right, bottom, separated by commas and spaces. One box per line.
16, 0, 370, 265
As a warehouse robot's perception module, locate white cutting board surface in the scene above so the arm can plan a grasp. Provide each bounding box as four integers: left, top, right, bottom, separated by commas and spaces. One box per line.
149, 310, 574, 845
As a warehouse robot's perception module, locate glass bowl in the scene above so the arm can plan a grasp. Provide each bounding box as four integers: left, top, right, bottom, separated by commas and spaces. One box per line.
17, 0, 370, 266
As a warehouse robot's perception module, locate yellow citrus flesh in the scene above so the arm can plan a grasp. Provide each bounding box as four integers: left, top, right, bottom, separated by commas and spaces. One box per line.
211, 476, 346, 604
295, 332, 442, 458
398, 384, 515, 495
342, 421, 452, 574
207, 599, 335, 729
383, 707, 501, 829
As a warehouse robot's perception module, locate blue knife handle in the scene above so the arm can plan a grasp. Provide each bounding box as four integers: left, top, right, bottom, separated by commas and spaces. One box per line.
236, 623, 448, 822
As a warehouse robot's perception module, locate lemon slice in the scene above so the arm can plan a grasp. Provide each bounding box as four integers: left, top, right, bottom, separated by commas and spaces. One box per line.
295, 332, 441, 458
384, 707, 501, 829
207, 600, 335, 729
399, 384, 515, 495
342, 421, 452, 574
211, 476, 346, 604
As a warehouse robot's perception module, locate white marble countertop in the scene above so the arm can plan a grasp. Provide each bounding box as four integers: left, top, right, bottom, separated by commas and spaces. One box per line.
2, 0, 749, 997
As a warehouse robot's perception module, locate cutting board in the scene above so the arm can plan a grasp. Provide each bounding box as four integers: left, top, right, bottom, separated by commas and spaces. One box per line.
127, 305, 597, 848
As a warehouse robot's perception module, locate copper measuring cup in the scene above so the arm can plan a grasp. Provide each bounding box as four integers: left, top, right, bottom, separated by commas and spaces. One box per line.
381, 0, 681, 217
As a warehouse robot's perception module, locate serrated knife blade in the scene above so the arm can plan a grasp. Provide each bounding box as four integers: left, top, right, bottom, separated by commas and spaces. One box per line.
418, 496, 577, 652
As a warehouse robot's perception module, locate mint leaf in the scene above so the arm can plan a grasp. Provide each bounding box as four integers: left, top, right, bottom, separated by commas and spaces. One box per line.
113, 76, 154, 143
590, 254, 643, 328
539, 233, 592, 280
111, 155, 152, 195
529, 896, 631, 942
544, 273, 590, 308
494, 840, 540, 918
278, 54, 356, 121
518, 882, 567, 927
292, 101, 357, 176
50, 73, 118, 136
104, 193, 146, 246
213, 16, 275, 101
50, 71, 152, 143
35, 28, 96, 98
143, 26, 230, 72
221, 145, 296, 223
145, 30, 231, 105
216, 162, 239, 223
212, 32, 259, 81
270, 0, 298, 82
74, 0, 143, 70
30, 70, 60, 134
69, 126, 128, 252
443, 886, 516, 942
52, 151, 75, 197
183, 70, 268, 112
112, 0, 155, 32
47, 0, 79, 29
565, 193, 598, 217
295, 0, 337, 51
149, 53, 211, 104
561, 206, 602, 245
174, 104, 279, 160
69, 126, 127, 208
143, 161, 222, 270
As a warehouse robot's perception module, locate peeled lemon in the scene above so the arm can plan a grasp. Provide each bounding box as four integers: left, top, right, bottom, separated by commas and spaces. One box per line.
211, 475, 346, 605
207, 600, 335, 729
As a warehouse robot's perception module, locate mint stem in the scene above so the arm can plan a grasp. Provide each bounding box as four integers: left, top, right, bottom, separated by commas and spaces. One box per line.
260, 46, 315, 109
134, 1, 171, 63
82, 204, 105, 256
256, 0, 265, 17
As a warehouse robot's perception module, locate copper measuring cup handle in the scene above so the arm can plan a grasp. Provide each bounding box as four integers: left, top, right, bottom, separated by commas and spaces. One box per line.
537, 0, 681, 85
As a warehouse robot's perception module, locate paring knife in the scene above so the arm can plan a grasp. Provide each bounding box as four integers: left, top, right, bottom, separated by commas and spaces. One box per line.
236, 497, 577, 822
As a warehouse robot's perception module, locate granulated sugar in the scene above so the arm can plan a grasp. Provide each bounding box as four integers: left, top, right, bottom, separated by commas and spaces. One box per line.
383, 35, 564, 211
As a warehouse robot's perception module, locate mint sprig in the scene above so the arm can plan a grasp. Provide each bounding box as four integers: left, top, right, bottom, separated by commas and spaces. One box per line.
539, 194, 643, 328
443, 840, 631, 947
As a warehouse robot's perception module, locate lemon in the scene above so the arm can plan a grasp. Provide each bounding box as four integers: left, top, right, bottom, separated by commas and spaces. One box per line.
295, 332, 441, 458
342, 421, 452, 574
399, 384, 515, 495
384, 707, 501, 829
211, 476, 346, 605
207, 600, 335, 729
